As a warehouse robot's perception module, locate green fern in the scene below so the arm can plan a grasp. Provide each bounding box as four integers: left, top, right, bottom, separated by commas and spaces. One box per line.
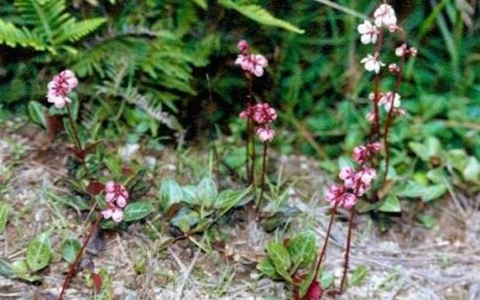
0, 19, 46, 50
218, 0, 304, 34
0, 0, 105, 53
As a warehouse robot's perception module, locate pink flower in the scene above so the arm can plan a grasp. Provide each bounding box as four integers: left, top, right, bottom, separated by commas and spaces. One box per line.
324, 184, 357, 209
394, 108, 406, 116
395, 44, 407, 57
235, 54, 268, 77
237, 40, 250, 54
102, 181, 129, 223
366, 111, 375, 123
379, 92, 401, 111
357, 20, 379, 44
356, 167, 377, 186
239, 105, 253, 119
352, 142, 381, 164
360, 53, 385, 74
105, 181, 128, 208
101, 203, 124, 223
389, 63, 399, 73
256, 126, 275, 143
252, 103, 277, 125
374, 4, 397, 27
409, 47, 418, 57
46, 70, 78, 108
339, 167, 357, 189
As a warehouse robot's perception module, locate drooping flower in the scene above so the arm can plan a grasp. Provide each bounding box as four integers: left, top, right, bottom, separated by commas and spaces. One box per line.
102, 182, 129, 223
352, 142, 381, 164
356, 167, 377, 186
339, 167, 357, 189
256, 126, 275, 143
46, 70, 78, 108
379, 92, 401, 111
101, 203, 124, 223
389, 63, 400, 73
239, 105, 253, 119
360, 54, 385, 74
395, 44, 407, 57
324, 184, 357, 209
395, 44, 418, 58
237, 40, 250, 54
252, 103, 277, 125
105, 181, 129, 208
366, 111, 375, 123
374, 4, 397, 27
235, 54, 268, 77
357, 20, 379, 44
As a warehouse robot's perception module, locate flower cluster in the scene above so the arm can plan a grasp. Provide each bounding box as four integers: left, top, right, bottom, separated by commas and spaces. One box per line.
235, 40, 268, 77
325, 142, 380, 209
47, 70, 78, 108
358, 4, 418, 120
101, 181, 129, 223
240, 102, 277, 143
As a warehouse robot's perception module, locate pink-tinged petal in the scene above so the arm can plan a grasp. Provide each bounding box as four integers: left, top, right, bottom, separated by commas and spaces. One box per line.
102, 209, 113, 219
112, 209, 123, 223
237, 40, 250, 54
116, 196, 126, 208
106, 193, 115, 203
105, 181, 115, 192
343, 193, 357, 209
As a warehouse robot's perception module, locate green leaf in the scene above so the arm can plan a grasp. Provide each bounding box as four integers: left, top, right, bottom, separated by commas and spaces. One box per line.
28, 101, 47, 128
320, 271, 334, 289
396, 181, 447, 202
416, 213, 436, 229
196, 177, 218, 207
170, 207, 200, 233
257, 258, 280, 280
408, 137, 442, 162
0, 258, 14, 279
0, 203, 8, 234
463, 157, 480, 182
378, 195, 401, 213
190, 0, 207, 9
123, 202, 154, 222
447, 149, 468, 172
298, 271, 316, 298
265, 241, 292, 282
159, 179, 183, 211
61, 238, 81, 264
426, 168, 448, 184
26, 233, 52, 272
218, 0, 304, 34
11, 259, 41, 282
350, 265, 370, 286
287, 232, 316, 269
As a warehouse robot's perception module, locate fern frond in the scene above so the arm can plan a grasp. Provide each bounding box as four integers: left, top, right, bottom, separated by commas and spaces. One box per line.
55, 18, 106, 44
218, 0, 305, 34
0, 19, 45, 50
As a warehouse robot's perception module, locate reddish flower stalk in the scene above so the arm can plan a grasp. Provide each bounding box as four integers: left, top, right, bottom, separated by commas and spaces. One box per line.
255, 142, 268, 215
235, 40, 268, 185
58, 213, 101, 300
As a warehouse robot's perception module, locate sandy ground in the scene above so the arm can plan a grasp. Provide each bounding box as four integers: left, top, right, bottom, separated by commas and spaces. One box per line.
1, 121, 479, 300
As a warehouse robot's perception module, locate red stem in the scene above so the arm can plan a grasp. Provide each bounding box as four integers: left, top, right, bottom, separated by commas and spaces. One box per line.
339, 209, 355, 293
58, 214, 101, 300
65, 103, 90, 178
313, 203, 338, 281
255, 143, 268, 215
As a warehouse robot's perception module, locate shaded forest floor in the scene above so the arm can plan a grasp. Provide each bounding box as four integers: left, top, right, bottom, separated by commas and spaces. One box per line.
1, 120, 479, 300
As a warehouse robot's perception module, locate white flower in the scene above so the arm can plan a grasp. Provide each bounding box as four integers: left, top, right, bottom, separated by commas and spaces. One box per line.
357, 21, 379, 44
360, 54, 385, 74
374, 4, 397, 27
395, 44, 407, 57
379, 92, 401, 111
